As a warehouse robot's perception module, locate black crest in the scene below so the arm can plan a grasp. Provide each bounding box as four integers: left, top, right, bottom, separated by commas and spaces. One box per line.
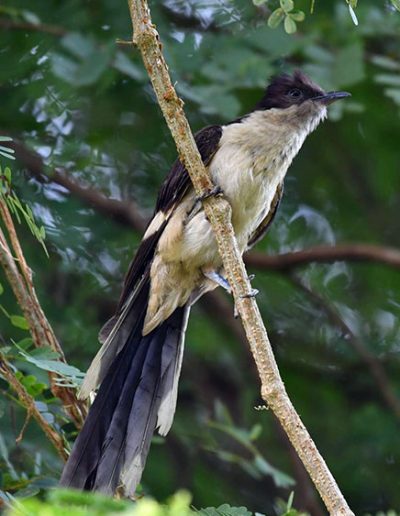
255, 70, 325, 111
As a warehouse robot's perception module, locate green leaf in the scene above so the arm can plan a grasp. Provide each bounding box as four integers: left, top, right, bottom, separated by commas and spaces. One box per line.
0, 283, 3, 295
391, 0, 400, 11
268, 8, 285, 28
289, 10, 305, 22
21, 10, 41, 25
61, 33, 95, 59
254, 455, 295, 488
214, 399, 233, 425
280, 0, 294, 12
50, 53, 78, 83
10, 315, 29, 330
0, 147, 15, 161
371, 55, 400, 71
375, 73, 400, 86
348, 4, 358, 26
30, 346, 60, 361
18, 348, 85, 386
199, 504, 252, 516
333, 42, 364, 86
14, 337, 34, 351
73, 49, 112, 87
0, 434, 19, 481
4, 167, 11, 183
287, 491, 294, 510
284, 15, 297, 33
113, 51, 144, 81
252, 0, 268, 5
249, 423, 262, 441
384, 87, 400, 105
38, 226, 46, 240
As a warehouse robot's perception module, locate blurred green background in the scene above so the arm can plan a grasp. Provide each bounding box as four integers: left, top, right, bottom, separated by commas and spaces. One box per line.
1, 1, 400, 514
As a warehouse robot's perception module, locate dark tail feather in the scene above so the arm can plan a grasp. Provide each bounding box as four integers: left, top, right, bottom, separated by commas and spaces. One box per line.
60, 284, 189, 494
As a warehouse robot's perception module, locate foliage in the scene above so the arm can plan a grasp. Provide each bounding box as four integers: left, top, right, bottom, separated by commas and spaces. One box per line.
5, 489, 306, 516
1, 0, 400, 515
0, 164, 48, 256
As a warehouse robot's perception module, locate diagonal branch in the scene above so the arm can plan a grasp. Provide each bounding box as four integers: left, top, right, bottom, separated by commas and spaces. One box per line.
8, 138, 147, 232
128, 0, 353, 513
0, 197, 86, 428
0, 350, 68, 461
291, 275, 400, 420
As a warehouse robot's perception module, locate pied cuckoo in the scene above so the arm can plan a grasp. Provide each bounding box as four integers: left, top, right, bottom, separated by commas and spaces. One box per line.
60, 71, 350, 495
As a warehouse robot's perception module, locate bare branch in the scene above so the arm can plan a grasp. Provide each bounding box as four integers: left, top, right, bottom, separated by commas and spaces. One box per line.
127, 1, 353, 513
0, 198, 86, 428
9, 138, 147, 233
0, 18, 66, 36
0, 351, 68, 461
246, 243, 400, 271
274, 420, 325, 516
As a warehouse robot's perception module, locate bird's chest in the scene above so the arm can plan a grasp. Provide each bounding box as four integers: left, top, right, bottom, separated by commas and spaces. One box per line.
209, 132, 302, 249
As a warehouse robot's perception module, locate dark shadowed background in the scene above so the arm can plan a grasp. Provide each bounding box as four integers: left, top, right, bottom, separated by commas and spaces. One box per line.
1, 1, 400, 514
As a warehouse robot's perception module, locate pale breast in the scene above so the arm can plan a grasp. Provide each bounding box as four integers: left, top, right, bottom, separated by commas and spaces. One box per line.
209, 117, 302, 251
180, 103, 326, 267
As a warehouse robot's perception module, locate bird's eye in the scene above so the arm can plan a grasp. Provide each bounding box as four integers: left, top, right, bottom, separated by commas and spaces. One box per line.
287, 88, 302, 98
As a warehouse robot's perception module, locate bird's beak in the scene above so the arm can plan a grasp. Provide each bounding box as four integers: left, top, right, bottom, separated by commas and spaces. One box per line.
312, 91, 351, 105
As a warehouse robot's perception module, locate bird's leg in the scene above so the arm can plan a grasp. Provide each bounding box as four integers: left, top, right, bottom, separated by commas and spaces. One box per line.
202, 268, 231, 293
202, 269, 258, 318
203, 268, 238, 317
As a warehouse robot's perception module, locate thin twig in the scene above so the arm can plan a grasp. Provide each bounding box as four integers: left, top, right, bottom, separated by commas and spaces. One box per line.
291, 275, 400, 420
0, 199, 86, 428
127, 1, 353, 513
0, 351, 68, 461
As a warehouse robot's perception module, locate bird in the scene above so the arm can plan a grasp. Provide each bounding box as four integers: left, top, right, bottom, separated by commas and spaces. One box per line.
59, 70, 350, 495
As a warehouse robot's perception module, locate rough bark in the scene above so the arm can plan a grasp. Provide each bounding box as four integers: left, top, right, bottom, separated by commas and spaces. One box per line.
127, 1, 354, 514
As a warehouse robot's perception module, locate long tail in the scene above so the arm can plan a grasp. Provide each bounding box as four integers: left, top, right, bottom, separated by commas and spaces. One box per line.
60, 275, 190, 495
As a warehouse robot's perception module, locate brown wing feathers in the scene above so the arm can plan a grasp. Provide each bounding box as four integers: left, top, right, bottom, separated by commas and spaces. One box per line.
116, 125, 223, 313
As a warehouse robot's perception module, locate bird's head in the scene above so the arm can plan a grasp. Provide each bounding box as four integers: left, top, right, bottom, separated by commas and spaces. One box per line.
255, 70, 350, 112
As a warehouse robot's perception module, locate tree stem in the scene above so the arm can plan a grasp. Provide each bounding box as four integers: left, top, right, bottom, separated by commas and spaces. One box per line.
127, 0, 354, 513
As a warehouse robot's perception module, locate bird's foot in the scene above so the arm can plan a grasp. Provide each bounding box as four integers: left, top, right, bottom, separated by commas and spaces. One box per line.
197, 185, 223, 202
202, 269, 231, 293
233, 288, 259, 318
240, 288, 259, 299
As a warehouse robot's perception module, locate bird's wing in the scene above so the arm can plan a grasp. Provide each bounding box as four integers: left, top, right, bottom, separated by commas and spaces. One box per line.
154, 124, 223, 213
247, 181, 284, 249
101, 124, 223, 339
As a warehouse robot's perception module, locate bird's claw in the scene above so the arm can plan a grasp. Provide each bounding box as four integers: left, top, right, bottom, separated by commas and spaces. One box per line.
240, 288, 259, 299
197, 185, 223, 202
